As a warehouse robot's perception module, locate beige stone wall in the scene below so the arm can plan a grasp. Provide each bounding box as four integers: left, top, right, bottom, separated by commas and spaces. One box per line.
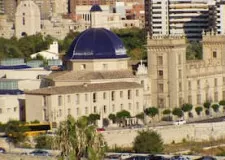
26, 87, 144, 124
68, 59, 128, 72
103, 122, 225, 147
0, 95, 24, 123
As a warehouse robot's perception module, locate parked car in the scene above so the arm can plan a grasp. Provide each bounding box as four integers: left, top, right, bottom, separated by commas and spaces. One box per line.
0, 147, 6, 153
195, 156, 217, 160
173, 119, 186, 125
149, 155, 169, 160
29, 150, 50, 156
171, 155, 189, 160
120, 153, 132, 159
96, 128, 105, 132
125, 155, 150, 160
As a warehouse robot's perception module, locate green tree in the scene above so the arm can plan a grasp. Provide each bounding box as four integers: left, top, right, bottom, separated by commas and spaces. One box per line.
112, 28, 147, 59
144, 107, 159, 118
88, 114, 100, 125
116, 110, 131, 126
186, 41, 202, 60
35, 135, 53, 149
162, 109, 172, 121
172, 108, 183, 118
203, 101, 211, 109
181, 103, 193, 112
133, 129, 164, 154
219, 100, 225, 106
56, 115, 106, 160
195, 106, 203, 115
135, 112, 145, 123
4, 120, 29, 145
108, 114, 116, 124
211, 104, 220, 113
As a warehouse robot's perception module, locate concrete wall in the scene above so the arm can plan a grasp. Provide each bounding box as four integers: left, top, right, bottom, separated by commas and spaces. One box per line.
103, 121, 225, 147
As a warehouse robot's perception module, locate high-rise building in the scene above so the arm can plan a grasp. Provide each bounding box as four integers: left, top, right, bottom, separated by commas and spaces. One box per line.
145, 0, 217, 41
216, 0, 225, 34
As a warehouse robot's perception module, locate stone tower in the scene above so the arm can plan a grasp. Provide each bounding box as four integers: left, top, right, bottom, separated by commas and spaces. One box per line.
15, 0, 41, 38
202, 31, 225, 65
147, 35, 186, 108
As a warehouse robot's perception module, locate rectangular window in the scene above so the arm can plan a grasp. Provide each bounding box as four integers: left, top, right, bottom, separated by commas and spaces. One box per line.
157, 56, 163, 65
59, 109, 62, 117
103, 64, 108, 70
178, 69, 182, 79
136, 102, 139, 111
179, 82, 182, 92
223, 91, 225, 100
111, 91, 115, 101
85, 107, 88, 114
14, 107, 17, 112
76, 108, 80, 116
158, 70, 163, 79
197, 94, 201, 104
43, 96, 47, 106
214, 78, 217, 87
128, 103, 132, 110
158, 83, 163, 93
85, 94, 88, 101
158, 98, 164, 108
188, 95, 192, 104
93, 93, 97, 103
179, 97, 183, 106
214, 92, 218, 102
136, 90, 139, 96
94, 106, 97, 113
58, 96, 62, 106
120, 104, 123, 110
103, 105, 107, 113
120, 91, 123, 98
197, 80, 200, 89
178, 54, 181, 64
67, 95, 71, 103
112, 104, 115, 112
188, 81, 191, 90
213, 51, 217, 58
128, 90, 131, 99
75, 94, 80, 104
103, 92, 106, 99
68, 108, 71, 115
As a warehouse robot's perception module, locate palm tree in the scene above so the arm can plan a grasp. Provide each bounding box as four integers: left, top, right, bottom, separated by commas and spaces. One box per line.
55, 115, 106, 160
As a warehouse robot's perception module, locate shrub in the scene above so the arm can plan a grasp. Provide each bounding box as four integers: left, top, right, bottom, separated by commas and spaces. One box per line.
211, 104, 219, 113
133, 129, 164, 154
203, 101, 211, 109
195, 106, 203, 115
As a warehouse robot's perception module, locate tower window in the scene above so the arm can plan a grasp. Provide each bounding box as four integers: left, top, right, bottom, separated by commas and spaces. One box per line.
213, 51, 217, 58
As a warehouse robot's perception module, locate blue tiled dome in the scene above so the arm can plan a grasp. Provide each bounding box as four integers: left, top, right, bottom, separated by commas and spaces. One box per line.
66, 28, 128, 60
90, 4, 102, 12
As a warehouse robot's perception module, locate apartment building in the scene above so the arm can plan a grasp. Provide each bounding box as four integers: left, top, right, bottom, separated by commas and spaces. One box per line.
145, 0, 217, 41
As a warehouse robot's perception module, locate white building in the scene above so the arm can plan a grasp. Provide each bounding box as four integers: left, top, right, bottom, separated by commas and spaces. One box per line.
31, 41, 59, 60
15, 0, 41, 38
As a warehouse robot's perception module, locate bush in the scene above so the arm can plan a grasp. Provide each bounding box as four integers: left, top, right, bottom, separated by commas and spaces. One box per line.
181, 103, 193, 112
35, 135, 54, 149
211, 104, 220, 113
133, 130, 164, 154
203, 101, 211, 109
195, 106, 203, 115
172, 108, 183, 118
162, 109, 171, 115
219, 100, 225, 106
